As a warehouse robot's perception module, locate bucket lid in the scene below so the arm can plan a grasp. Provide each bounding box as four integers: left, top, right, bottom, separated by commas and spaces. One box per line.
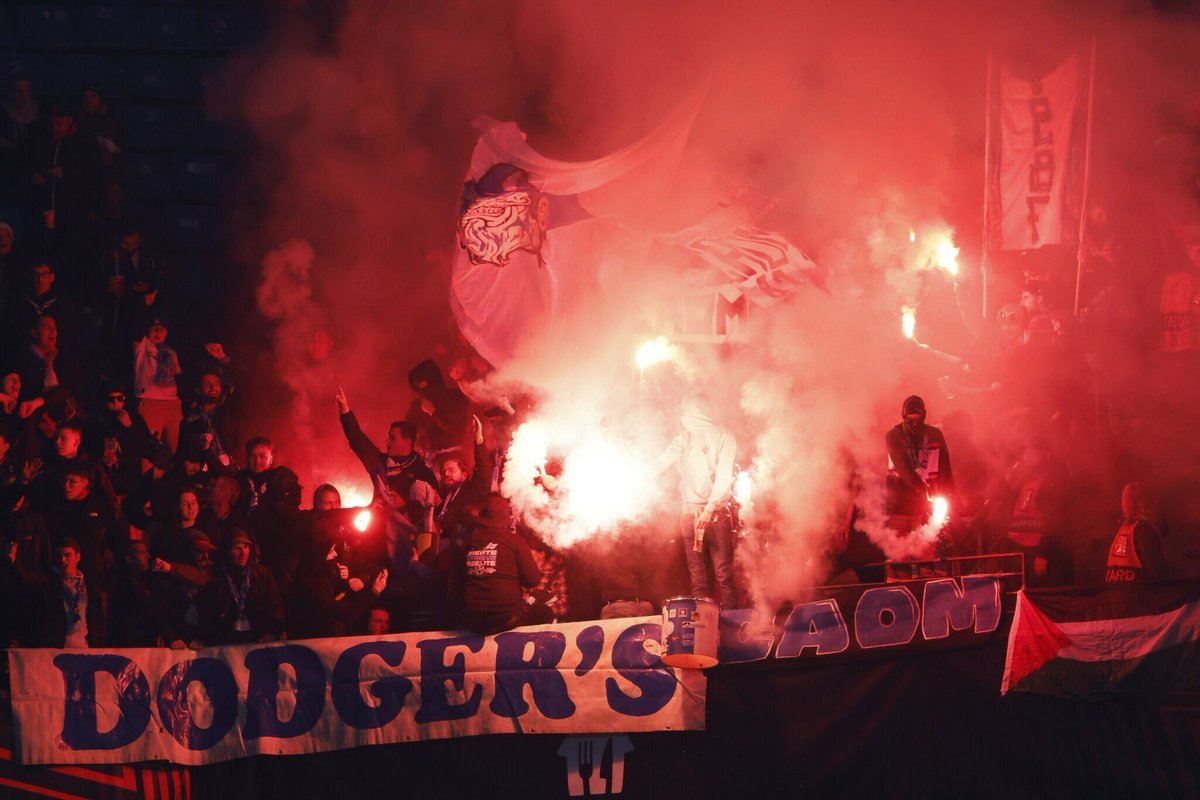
663, 596, 719, 606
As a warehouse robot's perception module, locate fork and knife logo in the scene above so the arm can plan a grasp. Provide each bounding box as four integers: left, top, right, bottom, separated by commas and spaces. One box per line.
557, 735, 633, 796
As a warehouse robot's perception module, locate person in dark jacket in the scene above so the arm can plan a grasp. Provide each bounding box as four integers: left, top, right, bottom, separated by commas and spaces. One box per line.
885, 395, 955, 521
460, 494, 543, 635
36, 536, 104, 647
199, 529, 285, 645
106, 539, 169, 647
1004, 435, 1073, 587
405, 359, 471, 456
434, 415, 491, 551
335, 387, 437, 511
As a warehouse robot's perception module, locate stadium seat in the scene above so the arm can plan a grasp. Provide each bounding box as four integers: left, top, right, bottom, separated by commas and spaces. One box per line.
16, 6, 76, 49
11, 52, 64, 97
175, 154, 226, 203
179, 106, 230, 152
125, 152, 173, 200
143, 7, 203, 51
0, 11, 13, 47
121, 104, 182, 151
161, 204, 220, 251
205, 7, 261, 51
60, 54, 123, 98
124, 56, 192, 101
79, 6, 143, 50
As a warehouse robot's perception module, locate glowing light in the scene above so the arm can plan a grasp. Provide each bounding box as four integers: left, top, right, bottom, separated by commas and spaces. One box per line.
342, 488, 371, 508
908, 228, 916, 243
934, 237, 959, 275
931, 496, 949, 528
501, 417, 662, 547
509, 421, 549, 475
353, 510, 372, 532
734, 471, 753, 508
901, 307, 916, 340
636, 336, 673, 371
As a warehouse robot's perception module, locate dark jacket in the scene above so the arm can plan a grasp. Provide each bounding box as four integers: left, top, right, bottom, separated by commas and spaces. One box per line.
461, 525, 541, 634
106, 564, 170, 647
198, 562, 285, 645
339, 410, 437, 504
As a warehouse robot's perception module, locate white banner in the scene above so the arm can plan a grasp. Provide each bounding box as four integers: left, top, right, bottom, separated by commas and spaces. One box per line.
995, 56, 1082, 251
8, 618, 705, 766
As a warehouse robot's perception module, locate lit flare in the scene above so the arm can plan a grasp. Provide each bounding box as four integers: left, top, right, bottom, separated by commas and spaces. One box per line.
353, 510, 372, 532
930, 496, 949, 528
636, 336, 673, 371
934, 237, 959, 275
901, 307, 916, 340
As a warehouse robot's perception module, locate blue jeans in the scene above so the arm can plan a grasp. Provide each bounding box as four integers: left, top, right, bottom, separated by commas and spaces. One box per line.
680, 507, 737, 609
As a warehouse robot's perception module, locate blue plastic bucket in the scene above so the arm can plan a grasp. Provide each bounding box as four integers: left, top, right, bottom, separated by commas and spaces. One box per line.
661, 596, 720, 668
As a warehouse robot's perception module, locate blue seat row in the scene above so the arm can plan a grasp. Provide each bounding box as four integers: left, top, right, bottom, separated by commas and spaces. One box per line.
12, 50, 229, 102
9, 5, 260, 52
126, 152, 228, 203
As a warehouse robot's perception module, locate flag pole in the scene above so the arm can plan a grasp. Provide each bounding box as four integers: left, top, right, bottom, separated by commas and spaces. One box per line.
1073, 35, 1098, 318
981, 49, 995, 321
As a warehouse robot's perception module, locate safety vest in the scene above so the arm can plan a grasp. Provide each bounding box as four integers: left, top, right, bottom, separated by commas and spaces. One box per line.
1105, 521, 1145, 583
1160, 271, 1200, 353
1007, 475, 1047, 548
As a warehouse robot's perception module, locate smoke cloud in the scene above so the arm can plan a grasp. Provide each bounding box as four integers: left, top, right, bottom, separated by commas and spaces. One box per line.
214, 0, 1200, 610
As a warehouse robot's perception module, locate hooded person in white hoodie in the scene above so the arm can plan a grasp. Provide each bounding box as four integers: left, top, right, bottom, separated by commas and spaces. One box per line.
649, 394, 738, 608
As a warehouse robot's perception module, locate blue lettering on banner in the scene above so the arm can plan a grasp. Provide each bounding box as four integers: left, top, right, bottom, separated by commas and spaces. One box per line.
777, 600, 850, 658
54, 654, 151, 750
331, 641, 413, 730
717, 609, 775, 663
490, 631, 575, 719
606, 624, 676, 717
243, 645, 327, 740
415, 635, 485, 723
922, 576, 1003, 639
855, 586, 921, 649
574, 625, 604, 676
156, 658, 238, 750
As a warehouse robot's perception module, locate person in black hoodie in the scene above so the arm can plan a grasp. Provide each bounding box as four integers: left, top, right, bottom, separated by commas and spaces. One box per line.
199, 529, 285, 646
460, 494, 544, 635
405, 359, 471, 457
84, 380, 153, 499
884, 395, 955, 522
45, 464, 117, 592
106, 539, 169, 647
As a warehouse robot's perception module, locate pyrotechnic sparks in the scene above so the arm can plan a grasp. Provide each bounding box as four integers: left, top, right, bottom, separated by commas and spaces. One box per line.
908, 228, 916, 243
734, 470, 753, 508
901, 307, 916, 339
502, 418, 663, 547
933, 237, 959, 275
635, 336, 674, 371
930, 496, 949, 528
353, 510, 372, 532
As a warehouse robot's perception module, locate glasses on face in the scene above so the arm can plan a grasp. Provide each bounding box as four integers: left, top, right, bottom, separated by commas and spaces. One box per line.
107, 394, 126, 403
